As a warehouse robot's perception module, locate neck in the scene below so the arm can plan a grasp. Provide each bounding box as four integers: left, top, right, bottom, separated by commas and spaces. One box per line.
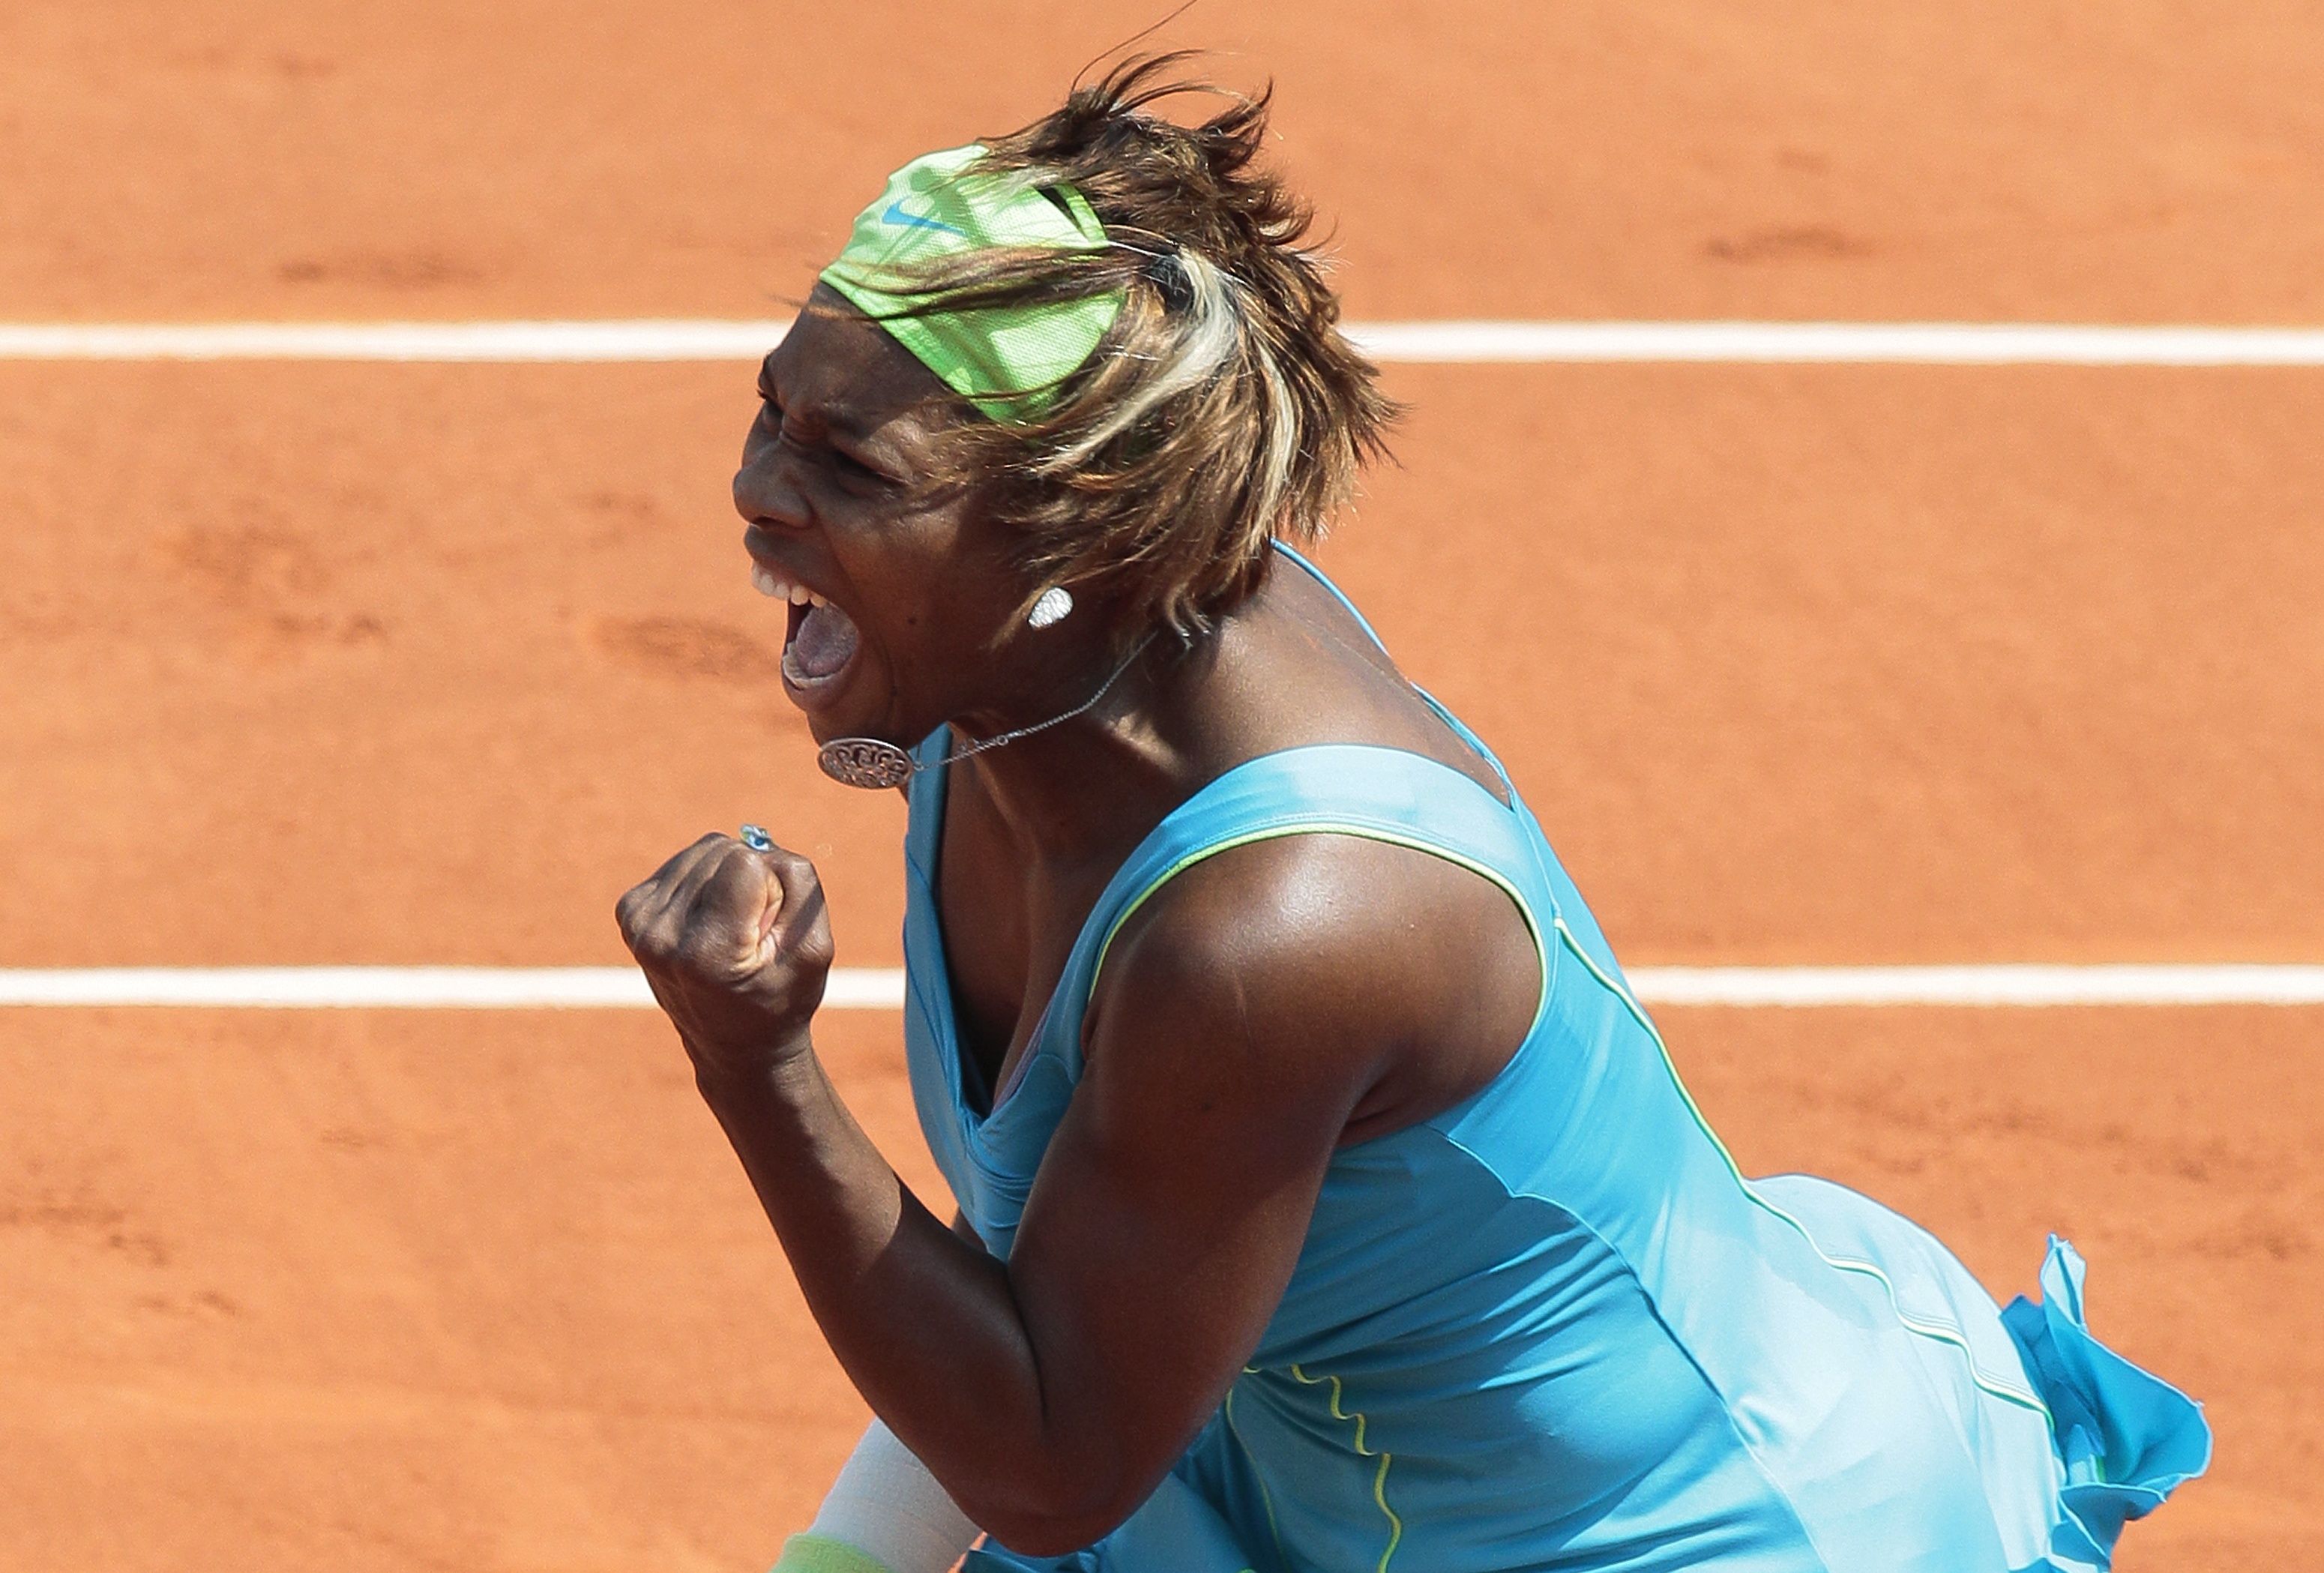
946, 633, 1204, 866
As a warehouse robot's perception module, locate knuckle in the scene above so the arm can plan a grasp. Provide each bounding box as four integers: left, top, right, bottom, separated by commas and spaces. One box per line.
644, 906, 691, 952
626, 894, 657, 930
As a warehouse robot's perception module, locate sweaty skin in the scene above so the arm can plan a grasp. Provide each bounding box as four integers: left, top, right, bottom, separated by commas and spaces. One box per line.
616, 286, 1540, 1556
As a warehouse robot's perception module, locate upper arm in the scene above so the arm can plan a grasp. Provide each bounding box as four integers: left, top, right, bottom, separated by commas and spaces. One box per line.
984, 831, 1538, 1542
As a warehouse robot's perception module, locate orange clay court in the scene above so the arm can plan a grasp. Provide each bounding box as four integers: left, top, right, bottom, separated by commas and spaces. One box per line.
2, 4, 2321, 1569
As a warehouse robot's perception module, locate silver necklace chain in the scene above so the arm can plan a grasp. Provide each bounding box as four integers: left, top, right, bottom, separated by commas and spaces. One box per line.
816, 633, 1158, 789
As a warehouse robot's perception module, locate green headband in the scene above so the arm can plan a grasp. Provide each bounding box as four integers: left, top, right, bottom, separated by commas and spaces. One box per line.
819, 144, 1125, 423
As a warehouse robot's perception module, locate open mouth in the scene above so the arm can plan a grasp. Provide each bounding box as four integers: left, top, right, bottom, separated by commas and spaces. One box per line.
751, 561, 861, 696
783, 598, 861, 688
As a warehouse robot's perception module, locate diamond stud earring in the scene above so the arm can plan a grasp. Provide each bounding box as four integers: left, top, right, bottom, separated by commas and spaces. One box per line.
1027, 586, 1074, 628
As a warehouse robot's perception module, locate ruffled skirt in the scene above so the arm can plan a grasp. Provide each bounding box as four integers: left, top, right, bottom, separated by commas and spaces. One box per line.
1999, 1235, 2212, 1572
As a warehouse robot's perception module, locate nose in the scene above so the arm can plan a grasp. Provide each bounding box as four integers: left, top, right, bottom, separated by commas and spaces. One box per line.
732, 438, 810, 532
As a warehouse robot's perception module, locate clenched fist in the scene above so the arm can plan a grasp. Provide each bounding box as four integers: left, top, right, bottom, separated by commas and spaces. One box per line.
615, 831, 834, 1085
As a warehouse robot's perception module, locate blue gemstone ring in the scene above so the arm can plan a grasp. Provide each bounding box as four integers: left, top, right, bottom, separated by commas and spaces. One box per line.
738, 824, 774, 852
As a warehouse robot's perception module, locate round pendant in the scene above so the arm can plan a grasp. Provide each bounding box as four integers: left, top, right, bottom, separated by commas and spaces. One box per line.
817, 737, 918, 790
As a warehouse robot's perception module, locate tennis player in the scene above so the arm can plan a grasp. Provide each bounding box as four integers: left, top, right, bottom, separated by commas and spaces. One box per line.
617, 58, 2207, 1573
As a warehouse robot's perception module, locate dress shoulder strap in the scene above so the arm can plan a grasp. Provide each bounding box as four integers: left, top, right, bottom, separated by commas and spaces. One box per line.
1273, 541, 1520, 804
1274, 539, 1391, 652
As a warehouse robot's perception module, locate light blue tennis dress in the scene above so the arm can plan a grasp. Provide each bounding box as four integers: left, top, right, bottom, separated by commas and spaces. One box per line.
903, 548, 2209, 1573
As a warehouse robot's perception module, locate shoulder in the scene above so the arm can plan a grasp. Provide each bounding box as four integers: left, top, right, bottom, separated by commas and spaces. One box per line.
1082, 828, 1542, 1134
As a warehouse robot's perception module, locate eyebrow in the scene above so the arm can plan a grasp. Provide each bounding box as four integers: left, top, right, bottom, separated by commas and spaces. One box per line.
759, 352, 921, 457
757, 369, 880, 439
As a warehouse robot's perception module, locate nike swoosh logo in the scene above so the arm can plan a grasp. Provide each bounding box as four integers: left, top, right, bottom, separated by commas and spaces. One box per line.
882, 201, 968, 237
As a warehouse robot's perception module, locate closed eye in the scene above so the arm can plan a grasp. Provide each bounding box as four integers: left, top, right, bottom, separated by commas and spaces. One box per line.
770, 414, 893, 489
831, 447, 892, 485
756, 370, 894, 487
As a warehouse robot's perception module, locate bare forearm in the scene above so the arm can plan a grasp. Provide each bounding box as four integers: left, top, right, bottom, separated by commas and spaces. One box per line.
614, 836, 1143, 1549
696, 1045, 1105, 1542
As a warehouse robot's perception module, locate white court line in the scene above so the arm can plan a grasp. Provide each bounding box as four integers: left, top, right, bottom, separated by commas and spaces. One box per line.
1625, 964, 2324, 1008
0, 320, 795, 362
2, 965, 2320, 1009
6, 320, 2324, 365
1349, 322, 2324, 365
0, 966, 892, 1010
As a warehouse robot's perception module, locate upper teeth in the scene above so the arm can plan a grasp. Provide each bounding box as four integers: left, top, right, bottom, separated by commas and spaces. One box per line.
752, 565, 827, 607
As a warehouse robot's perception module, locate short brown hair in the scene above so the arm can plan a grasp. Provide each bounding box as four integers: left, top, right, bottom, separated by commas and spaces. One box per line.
852, 55, 1399, 642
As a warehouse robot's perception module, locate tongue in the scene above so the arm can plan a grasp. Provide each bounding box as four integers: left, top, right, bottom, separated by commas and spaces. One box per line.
788, 601, 861, 680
